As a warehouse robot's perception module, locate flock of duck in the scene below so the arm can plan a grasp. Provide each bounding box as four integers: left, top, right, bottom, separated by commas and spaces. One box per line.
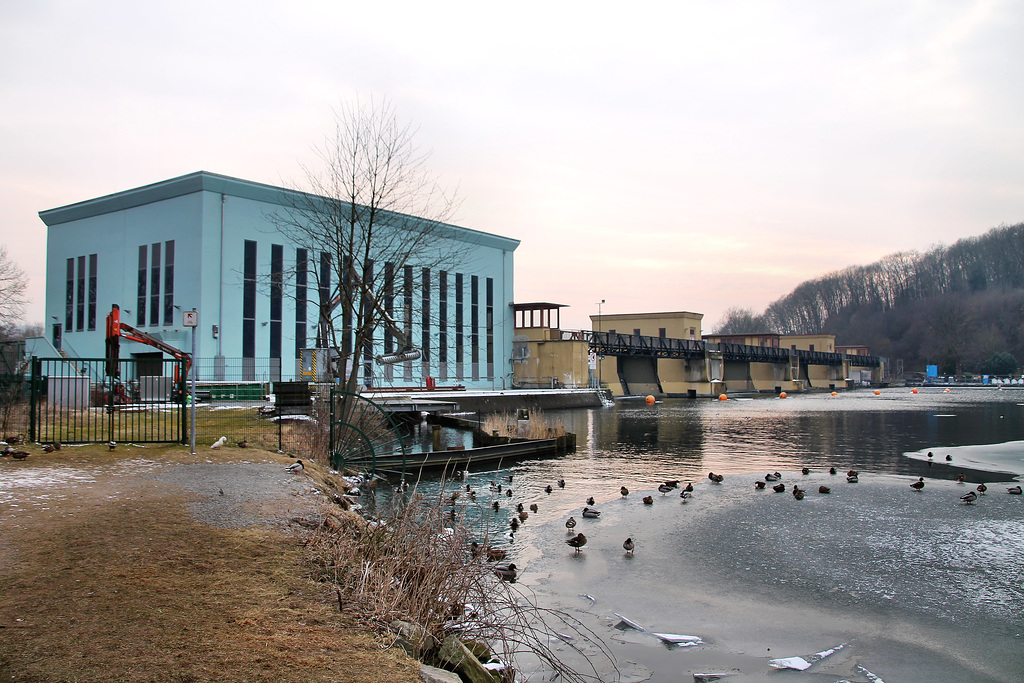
467, 461, 1021, 582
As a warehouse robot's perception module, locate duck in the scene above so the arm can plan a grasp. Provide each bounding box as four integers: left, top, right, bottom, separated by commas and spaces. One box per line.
754, 481, 766, 490
1, 445, 12, 456
586, 496, 596, 506
42, 444, 55, 453
927, 451, 933, 459
486, 547, 507, 562
960, 490, 978, 505
846, 474, 859, 483
493, 563, 518, 581
545, 485, 553, 494
108, 441, 116, 451
11, 450, 29, 460
518, 510, 528, 522
620, 486, 630, 497
829, 467, 837, 475
211, 436, 227, 450
910, 477, 925, 491
516, 502, 524, 513
793, 488, 805, 500
956, 473, 966, 483
818, 485, 831, 494
658, 484, 674, 495
772, 483, 785, 493
945, 454, 953, 461
237, 439, 248, 448
492, 501, 500, 512
772, 471, 782, 479
801, 467, 810, 475
285, 460, 304, 473
764, 473, 780, 482
469, 491, 477, 501
469, 541, 484, 558
509, 518, 519, 531
847, 470, 858, 478
663, 480, 680, 488
557, 479, 565, 488
709, 472, 724, 484
529, 503, 538, 513
642, 495, 654, 505
976, 483, 987, 495
623, 537, 635, 555
1007, 485, 1022, 495
683, 482, 694, 492
581, 507, 601, 518
505, 487, 513, 498
566, 533, 587, 553
679, 490, 691, 502
565, 516, 577, 532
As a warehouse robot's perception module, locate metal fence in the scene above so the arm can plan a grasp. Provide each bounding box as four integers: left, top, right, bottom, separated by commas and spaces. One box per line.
15, 356, 325, 457
29, 356, 188, 444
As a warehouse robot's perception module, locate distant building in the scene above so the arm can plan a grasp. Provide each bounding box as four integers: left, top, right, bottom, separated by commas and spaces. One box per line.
511, 303, 591, 389
38, 171, 519, 388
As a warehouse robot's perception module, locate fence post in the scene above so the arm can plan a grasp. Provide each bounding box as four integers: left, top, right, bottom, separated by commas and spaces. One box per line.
28, 357, 39, 441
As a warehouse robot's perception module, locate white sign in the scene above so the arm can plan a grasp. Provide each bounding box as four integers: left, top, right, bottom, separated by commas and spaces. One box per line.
183, 310, 198, 327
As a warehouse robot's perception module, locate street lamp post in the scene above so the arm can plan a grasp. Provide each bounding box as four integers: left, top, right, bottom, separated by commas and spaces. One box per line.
595, 299, 605, 387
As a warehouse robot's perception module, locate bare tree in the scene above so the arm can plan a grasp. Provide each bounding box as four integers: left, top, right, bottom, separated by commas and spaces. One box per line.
272, 98, 465, 401
0, 245, 28, 340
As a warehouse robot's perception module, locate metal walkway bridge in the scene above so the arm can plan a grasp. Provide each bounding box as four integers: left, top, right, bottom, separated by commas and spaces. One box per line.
560, 330, 881, 368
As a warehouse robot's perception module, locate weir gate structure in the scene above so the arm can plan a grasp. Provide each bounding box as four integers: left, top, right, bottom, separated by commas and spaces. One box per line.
581, 330, 884, 397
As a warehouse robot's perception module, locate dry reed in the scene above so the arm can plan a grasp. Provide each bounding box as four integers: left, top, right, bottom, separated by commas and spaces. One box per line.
480, 408, 568, 440
303, 473, 615, 682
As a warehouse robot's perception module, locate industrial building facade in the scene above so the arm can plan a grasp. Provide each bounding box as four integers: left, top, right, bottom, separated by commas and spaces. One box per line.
39, 172, 519, 389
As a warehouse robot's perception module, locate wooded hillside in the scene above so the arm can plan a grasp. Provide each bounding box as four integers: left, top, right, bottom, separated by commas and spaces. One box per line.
716, 224, 1024, 375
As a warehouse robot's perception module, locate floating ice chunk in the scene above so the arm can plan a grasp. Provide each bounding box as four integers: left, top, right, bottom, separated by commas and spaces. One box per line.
693, 675, 735, 682
578, 593, 597, 603
856, 665, 886, 682
769, 656, 812, 670
653, 633, 702, 645
613, 613, 646, 631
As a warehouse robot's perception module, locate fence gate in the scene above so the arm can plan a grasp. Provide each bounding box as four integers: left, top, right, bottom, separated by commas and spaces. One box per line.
29, 356, 187, 444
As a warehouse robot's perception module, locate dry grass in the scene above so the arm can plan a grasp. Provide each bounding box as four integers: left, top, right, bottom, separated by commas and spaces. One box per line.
304, 479, 615, 682
0, 446, 419, 683
480, 409, 568, 440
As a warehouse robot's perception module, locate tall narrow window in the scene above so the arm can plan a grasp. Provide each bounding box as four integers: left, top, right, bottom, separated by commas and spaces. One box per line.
163, 241, 174, 325
438, 271, 448, 380
65, 258, 74, 330
295, 248, 307, 357
88, 254, 97, 331
341, 255, 352, 356
149, 243, 161, 326
383, 262, 394, 381
471, 275, 479, 381
270, 244, 283, 360
403, 266, 413, 381
362, 261, 374, 386
317, 252, 331, 348
455, 273, 464, 380
486, 277, 494, 377
421, 268, 431, 374
242, 240, 257, 358
76, 255, 85, 331
137, 246, 147, 326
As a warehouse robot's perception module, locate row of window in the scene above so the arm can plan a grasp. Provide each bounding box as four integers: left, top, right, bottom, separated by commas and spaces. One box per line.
137, 241, 176, 327
243, 242, 497, 383
65, 254, 97, 332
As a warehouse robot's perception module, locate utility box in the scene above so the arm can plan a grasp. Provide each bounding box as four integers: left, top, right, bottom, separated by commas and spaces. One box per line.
275, 382, 312, 416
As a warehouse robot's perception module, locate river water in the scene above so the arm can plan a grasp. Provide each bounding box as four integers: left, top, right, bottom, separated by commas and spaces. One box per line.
402, 387, 1024, 682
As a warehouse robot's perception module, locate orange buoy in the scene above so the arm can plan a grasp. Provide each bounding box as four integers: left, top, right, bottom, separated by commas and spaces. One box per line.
911, 388, 918, 394
874, 390, 881, 395
830, 391, 838, 396
944, 388, 951, 393
718, 394, 728, 401
779, 391, 787, 399
645, 394, 655, 404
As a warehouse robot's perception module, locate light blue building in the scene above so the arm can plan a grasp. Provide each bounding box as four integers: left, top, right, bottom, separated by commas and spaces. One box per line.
39, 171, 519, 389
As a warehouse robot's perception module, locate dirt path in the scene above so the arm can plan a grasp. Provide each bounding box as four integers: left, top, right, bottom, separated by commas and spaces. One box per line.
0, 444, 419, 682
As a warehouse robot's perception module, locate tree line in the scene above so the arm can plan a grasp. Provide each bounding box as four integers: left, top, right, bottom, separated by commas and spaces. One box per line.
716, 223, 1024, 375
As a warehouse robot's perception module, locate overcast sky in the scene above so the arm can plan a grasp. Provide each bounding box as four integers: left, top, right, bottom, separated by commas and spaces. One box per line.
3, 0, 1022, 331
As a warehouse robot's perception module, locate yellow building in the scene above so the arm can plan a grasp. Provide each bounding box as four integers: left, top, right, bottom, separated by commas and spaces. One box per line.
511, 303, 591, 389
